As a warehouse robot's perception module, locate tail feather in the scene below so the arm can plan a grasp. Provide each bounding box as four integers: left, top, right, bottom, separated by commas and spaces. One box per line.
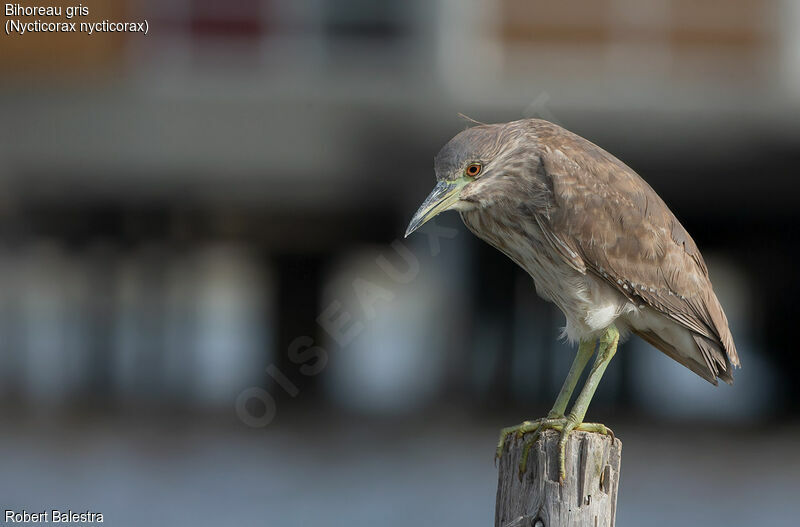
692, 334, 734, 385
632, 328, 735, 386
704, 289, 740, 369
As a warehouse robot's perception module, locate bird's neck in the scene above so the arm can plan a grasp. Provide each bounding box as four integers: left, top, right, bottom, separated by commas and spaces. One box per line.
459, 207, 548, 273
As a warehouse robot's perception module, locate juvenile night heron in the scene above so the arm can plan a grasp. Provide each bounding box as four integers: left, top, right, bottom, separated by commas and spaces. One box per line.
405, 118, 739, 482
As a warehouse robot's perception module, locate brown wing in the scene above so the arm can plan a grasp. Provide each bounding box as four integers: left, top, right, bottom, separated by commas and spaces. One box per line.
528, 120, 739, 384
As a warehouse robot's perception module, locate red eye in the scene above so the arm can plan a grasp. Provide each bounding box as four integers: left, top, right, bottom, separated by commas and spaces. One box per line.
465, 163, 482, 177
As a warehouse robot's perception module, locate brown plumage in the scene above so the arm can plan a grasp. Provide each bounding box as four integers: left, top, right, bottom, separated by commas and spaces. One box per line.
524, 120, 739, 384
406, 118, 740, 480
411, 118, 739, 385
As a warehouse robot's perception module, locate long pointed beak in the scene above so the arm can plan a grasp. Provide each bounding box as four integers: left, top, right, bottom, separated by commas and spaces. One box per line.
405, 178, 469, 238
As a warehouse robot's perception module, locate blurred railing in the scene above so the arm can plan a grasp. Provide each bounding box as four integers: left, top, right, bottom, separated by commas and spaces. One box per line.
0, 0, 795, 419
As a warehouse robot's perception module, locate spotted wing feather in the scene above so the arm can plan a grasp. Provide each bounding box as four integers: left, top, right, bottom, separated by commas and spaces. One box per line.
527, 121, 739, 384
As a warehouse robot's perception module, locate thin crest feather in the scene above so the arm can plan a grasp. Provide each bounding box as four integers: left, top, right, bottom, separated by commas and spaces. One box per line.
457, 112, 487, 127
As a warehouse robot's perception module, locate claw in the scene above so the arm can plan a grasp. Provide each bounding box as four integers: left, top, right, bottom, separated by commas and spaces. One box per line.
496, 424, 520, 461
518, 431, 539, 478
557, 419, 578, 484
497, 417, 614, 483
496, 420, 543, 465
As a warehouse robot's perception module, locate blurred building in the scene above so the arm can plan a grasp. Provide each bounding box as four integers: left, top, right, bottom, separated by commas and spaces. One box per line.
3, 3, 800, 527
0, 0, 798, 422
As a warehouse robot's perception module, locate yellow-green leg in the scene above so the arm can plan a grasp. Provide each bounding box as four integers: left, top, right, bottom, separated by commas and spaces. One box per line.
547, 338, 597, 418
497, 325, 620, 483
551, 324, 619, 481
495, 338, 595, 459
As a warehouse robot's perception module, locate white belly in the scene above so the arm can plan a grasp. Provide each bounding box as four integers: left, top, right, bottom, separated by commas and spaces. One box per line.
459, 207, 703, 363
461, 210, 633, 343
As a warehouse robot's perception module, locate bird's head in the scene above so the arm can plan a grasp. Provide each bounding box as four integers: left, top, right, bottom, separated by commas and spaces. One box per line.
405, 121, 525, 237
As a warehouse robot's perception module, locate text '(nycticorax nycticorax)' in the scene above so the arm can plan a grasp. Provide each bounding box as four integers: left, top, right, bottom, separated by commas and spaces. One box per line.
405, 118, 740, 482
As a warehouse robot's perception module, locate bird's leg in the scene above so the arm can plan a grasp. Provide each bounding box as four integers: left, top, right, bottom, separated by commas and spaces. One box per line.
517, 325, 619, 482
546, 338, 596, 418
555, 324, 619, 481
495, 339, 595, 461
564, 324, 619, 427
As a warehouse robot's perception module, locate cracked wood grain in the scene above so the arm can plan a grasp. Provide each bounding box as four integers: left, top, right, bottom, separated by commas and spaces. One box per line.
495, 429, 622, 527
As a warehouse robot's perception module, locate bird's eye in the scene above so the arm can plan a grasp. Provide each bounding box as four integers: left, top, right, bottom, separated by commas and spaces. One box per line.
465, 163, 482, 177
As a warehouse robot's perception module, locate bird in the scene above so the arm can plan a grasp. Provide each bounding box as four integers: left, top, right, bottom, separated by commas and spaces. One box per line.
405, 118, 739, 482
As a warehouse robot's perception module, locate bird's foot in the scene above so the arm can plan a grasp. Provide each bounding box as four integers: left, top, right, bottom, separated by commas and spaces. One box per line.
498, 415, 613, 483
495, 415, 556, 462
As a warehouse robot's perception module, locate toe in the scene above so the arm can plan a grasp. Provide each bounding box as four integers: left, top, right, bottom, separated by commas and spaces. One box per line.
518, 436, 538, 477
557, 422, 577, 484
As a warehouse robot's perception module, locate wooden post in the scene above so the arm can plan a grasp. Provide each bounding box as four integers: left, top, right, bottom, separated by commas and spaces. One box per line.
495, 430, 622, 527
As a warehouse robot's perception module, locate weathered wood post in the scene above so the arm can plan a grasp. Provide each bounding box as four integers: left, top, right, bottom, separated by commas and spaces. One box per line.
495, 430, 622, 527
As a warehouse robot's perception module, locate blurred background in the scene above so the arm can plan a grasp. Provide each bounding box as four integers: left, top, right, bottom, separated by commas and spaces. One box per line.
1, 0, 799, 525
